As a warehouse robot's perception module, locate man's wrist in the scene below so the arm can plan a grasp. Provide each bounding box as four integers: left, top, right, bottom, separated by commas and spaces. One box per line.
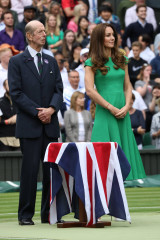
48, 107, 55, 115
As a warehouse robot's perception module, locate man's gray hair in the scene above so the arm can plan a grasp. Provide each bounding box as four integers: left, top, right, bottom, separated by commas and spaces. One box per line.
25, 20, 40, 44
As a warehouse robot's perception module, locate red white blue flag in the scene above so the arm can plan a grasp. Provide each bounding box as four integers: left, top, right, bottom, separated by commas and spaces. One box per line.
44, 142, 131, 225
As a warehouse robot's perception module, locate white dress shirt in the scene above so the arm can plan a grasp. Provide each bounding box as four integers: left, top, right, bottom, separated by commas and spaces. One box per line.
125, 5, 157, 30
154, 33, 160, 55
28, 45, 43, 74
60, 67, 70, 89
132, 90, 147, 111
0, 21, 5, 32
77, 112, 85, 142
75, 64, 85, 89
0, 64, 7, 97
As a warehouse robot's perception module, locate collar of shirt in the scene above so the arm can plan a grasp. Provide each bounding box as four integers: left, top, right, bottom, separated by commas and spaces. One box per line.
27, 46, 43, 73
28, 45, 42, 58
138, 19, 147, 28
101, 17, 111, 24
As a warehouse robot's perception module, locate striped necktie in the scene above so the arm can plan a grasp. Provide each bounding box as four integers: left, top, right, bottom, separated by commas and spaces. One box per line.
37, 53, 43, 75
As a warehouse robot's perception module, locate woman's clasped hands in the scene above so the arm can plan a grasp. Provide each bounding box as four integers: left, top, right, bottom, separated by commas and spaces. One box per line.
108, 104, 129, 119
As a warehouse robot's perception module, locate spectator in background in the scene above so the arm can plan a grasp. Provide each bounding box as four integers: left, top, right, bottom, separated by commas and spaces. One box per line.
0, 0, 18, 25
0, 79, 20, 151
45, 14, 64, 54
64, 91, 92, 142
69, 41, 82, 69
101, 1, 121, 26
86, 0, 98, 23
0, 6, 5, 31
132, 89, 147, 120
154, 33, 160, 55
48, 1, 67, 32
125, 0, 157, 31
150, 43, 160, 78
122, 5, 154, 49
135, 64, 153, 106
95, 5, 121, 34
32, 0, 48, 25
150, 98, 160, 148
15, 5, 36, 47
63, 70, 84, 109
76, 16, 89, 43
128, 41, 147, 87
67, 4, 87, 33
129, 93, 145, 149
128, 34, 155, 63
117, 0, 135, 31
59, 29, 76, 60
76, 47, 89, 89
61, 0, 78, 20
149, 84, 160, 113
84, 0, 107, 24
81, 23, 97, 48
10, 0, 32, 22
0, 45, 17, 97
39, 0, 52, 11
54, 51, 70, 89
135, 64, 154, 131
0, 10, 25, 51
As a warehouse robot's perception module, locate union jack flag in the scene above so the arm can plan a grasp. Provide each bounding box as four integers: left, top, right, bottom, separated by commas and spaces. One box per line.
44, 142, 131, 226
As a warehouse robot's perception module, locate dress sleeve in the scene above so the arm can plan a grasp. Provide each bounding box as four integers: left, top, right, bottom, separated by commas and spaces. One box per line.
84, 58, 93, 67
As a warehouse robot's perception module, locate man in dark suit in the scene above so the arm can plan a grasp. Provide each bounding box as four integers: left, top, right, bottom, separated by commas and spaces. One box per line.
8, 20, 63, 225
122, 4, 154, 49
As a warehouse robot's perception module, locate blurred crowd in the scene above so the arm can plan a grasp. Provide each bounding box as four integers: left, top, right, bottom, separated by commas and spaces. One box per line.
0, 0, 160, 150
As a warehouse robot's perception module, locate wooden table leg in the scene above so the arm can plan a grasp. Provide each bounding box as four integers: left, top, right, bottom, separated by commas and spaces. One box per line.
57, 198, 111, 228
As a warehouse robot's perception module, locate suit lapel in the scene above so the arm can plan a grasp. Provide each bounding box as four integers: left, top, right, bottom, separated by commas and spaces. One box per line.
23, 48, 41, 81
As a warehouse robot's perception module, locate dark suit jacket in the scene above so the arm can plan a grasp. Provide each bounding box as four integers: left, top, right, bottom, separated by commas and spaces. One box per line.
122, 21, 154, 48
8, 48, 63, 139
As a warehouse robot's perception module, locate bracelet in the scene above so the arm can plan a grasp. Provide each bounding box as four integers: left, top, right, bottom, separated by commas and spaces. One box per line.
5, 120, 8, 125
106, 102, 110, 109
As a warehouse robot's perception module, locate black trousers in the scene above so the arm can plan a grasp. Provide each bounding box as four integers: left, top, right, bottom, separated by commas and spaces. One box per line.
18, 131, 57, 221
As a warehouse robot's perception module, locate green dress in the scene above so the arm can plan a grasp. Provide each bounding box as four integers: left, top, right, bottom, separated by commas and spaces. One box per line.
85, 57, 146, 180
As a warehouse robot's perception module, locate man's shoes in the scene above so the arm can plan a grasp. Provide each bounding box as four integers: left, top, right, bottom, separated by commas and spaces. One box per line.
19, 219, 34, 225
57, 219, 65, 223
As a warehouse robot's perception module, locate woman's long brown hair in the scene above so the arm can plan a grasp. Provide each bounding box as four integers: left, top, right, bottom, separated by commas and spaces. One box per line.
89, 23, 127, 75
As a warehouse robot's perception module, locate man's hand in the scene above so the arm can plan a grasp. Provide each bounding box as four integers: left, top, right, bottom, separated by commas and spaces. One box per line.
36, 107, 55, 124
137, 126, 145, 135
152, 129, 160, 139
5, 115, 17, 125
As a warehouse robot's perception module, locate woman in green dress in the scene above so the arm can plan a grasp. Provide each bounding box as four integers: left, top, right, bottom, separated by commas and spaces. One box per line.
45, 14, 64, 54
85, 23, 146, 180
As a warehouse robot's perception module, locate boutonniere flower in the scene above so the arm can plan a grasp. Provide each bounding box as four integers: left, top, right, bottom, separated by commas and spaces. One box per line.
44, 59, 49, 64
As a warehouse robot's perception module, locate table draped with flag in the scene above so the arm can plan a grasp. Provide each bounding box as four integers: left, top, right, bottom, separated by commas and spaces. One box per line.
44, 142, 131, 226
